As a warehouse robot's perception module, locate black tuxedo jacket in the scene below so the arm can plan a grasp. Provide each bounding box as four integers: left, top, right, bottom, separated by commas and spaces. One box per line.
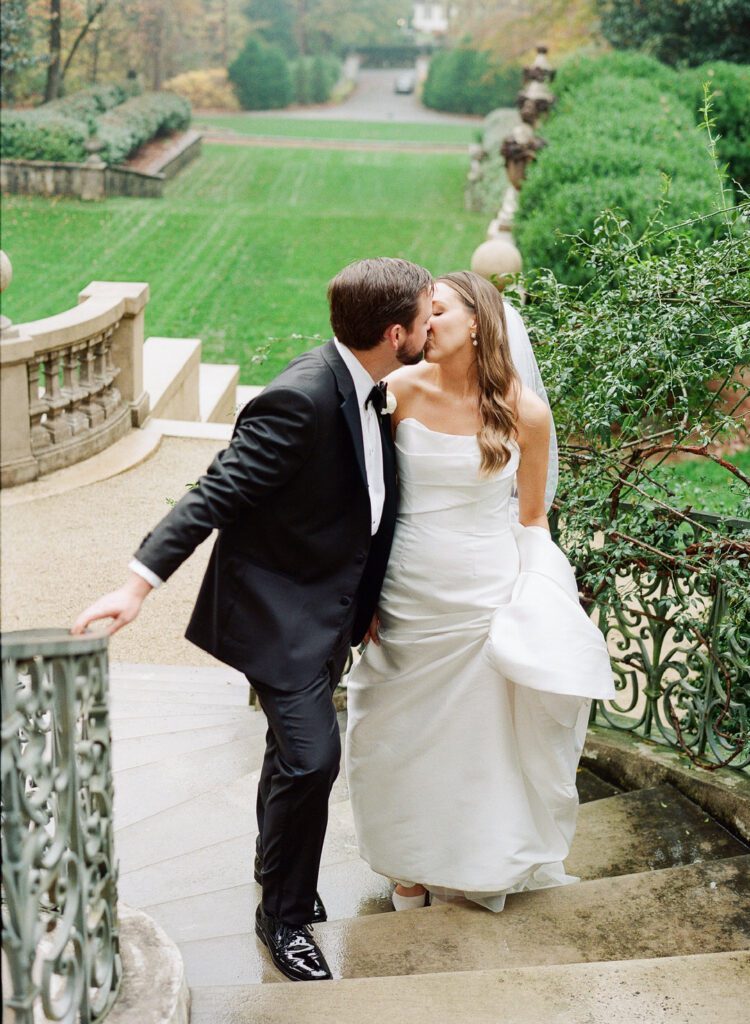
134, 340, 398, 690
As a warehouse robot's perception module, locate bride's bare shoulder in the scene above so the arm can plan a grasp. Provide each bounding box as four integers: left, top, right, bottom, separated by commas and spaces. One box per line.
515, 385, 551, 441
385, 362, 434, 397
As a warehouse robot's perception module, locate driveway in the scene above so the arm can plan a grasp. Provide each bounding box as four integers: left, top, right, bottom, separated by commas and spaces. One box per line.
249, 68, 484, 125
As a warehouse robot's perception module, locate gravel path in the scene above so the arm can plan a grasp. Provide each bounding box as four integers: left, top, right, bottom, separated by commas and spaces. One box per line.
1, 437, 227, 666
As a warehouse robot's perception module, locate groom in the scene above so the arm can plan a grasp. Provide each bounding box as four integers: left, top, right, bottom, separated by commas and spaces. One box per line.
72, 257, 433, 982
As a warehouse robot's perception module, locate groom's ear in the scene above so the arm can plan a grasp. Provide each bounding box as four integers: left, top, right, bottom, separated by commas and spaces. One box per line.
383, 323, 401, 351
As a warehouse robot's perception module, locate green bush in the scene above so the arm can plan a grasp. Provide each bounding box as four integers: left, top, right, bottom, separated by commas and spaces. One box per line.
0, 109, 88, 161
0, 81, 140, 162
290, 54, 340, 105
678, 61, 750, 185
423, 47, 520, 115
228, 35, 292, 110
554, 51, 750, 187
516, 71, 722, 283
596, 0, 750, 67
554, 50, 678, 98
96, 92, 191, 165
44, 82, 137, 131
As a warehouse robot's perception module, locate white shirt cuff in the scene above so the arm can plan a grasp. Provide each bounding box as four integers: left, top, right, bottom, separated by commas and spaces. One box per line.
128, 559, 164, 589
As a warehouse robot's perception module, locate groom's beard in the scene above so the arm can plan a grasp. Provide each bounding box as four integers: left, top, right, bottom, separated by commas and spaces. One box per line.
397, 348, 424, 366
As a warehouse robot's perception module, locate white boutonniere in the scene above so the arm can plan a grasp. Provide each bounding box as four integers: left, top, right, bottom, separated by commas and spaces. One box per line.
384, 390, 397, 415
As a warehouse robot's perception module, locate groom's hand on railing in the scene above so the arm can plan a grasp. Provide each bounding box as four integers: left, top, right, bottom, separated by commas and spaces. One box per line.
71, 571, 153, 637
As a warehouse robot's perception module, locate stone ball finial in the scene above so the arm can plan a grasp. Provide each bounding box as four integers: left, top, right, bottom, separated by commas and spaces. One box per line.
471, 237, 522, 291
0, 250, 12, 293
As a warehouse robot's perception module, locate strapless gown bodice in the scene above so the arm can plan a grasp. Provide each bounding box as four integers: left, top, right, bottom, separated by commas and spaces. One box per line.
378, 419, 520, 640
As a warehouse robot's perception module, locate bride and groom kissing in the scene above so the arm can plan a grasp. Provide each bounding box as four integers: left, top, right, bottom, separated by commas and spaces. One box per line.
72, 257, 614, 983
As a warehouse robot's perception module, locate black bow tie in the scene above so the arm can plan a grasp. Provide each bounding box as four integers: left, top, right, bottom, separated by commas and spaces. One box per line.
366, 382, 388, 414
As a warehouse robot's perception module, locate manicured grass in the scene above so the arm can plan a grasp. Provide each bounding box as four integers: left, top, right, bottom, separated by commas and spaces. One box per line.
3, 143, 488, 382
195, 114, 480, 145
648, 449, 750, 517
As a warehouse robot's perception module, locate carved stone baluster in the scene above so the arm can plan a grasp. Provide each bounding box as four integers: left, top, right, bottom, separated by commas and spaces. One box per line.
42, 350, 73, 444
98, 325, 122, 416
61, 343, 89, 435
28, 356, 51, 452
79, 337, 105, 427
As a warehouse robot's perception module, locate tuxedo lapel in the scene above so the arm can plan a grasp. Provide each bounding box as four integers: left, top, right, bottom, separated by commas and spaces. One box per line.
321, 340, 368, 489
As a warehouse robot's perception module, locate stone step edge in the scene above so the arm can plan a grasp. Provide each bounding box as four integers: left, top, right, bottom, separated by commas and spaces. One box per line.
187, 951, 749, 1024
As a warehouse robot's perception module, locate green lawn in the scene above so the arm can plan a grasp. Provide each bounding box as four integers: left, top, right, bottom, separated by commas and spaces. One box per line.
648, 449, 750, 517
195, 114, 480, 145
3, 143, 487, 382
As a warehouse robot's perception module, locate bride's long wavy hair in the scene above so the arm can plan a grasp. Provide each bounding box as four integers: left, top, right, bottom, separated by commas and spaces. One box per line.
437, 271, 519, 477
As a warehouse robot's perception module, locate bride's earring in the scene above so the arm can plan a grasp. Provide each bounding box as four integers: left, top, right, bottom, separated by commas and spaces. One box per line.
470, 329, 478, 347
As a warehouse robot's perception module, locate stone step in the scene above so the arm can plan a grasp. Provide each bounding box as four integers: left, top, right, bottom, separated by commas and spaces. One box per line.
567, 784, 748, 880
110, 661, 249, 693
189, 951, 749, 1024
143, 336, 202, 420
176, 856, 750, 987
112, 719, 264, 771
141, 855, 391, 947
116, 773, 353, 905
114, 736, 261, 830
576, 766, 622, 803
111, 710, 253, 740
235, 385, 263, 412
199, 362, 240, 424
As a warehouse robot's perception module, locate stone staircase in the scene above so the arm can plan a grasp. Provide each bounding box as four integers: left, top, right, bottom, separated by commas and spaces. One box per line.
143, 336, 242, 425
109, 663, 749, 1023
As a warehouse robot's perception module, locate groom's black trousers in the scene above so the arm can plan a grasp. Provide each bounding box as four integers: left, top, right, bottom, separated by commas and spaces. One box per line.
249, 627, 352, 926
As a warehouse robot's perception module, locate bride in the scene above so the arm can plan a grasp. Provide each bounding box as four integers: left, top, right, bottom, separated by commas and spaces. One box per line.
345, 271, 613, 912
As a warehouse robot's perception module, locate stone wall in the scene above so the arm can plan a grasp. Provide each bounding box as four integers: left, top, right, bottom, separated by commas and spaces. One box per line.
0, 131, 202, 201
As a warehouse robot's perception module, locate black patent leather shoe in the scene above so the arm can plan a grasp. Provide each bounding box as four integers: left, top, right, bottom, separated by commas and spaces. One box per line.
254, 853, 328, 923
255, 904, 332, 982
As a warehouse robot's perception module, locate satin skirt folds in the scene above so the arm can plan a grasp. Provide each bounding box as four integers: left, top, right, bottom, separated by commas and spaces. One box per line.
346, 517, 589, 906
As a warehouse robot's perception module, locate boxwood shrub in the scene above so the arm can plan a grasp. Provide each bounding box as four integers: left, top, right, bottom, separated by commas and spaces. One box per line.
515, 61, 725, 283
0, 109, 89, 161
96, 91, 191, 165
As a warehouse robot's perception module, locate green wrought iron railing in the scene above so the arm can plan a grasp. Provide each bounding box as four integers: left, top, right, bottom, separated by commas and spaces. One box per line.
569, 509, 750, 771
1, 629, 121, 1024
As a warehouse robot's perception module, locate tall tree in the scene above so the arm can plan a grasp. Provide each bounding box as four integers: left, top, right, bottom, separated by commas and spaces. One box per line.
43, 0, 112, 100
1, 0, 40, 101
597, 0, 750, 66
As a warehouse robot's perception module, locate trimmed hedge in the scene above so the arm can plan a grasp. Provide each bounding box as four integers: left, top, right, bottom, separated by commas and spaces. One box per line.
44, 82, 138, 131
0, 81, 138, 162
0, 109, 89, 161
96, 92, 191, 165
423, 47, 520, 115
515, 64, 723, 283
0, 81, 186, 166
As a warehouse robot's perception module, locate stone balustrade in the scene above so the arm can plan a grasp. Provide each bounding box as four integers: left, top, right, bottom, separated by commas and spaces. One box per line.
1, 275, 150, 487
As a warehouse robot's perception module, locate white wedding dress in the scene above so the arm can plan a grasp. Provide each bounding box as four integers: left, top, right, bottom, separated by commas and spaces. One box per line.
345, 418, 592, 911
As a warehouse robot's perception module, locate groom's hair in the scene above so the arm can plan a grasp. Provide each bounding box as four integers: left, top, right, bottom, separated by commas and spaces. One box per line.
328, 258, 433, 350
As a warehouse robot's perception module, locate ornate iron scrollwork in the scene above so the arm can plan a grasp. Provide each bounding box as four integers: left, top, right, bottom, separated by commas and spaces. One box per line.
1, 629, 121, 1023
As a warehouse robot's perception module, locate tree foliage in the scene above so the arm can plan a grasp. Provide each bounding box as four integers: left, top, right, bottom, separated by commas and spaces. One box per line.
597, 0, 750, 66
228, 34, 292, 109
521, 192, 750, 767
422, 44, 520, 115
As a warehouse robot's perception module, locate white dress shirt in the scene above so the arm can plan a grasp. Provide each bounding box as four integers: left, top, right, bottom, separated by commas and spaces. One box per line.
332, 338, 385, 536
129, 340, 385, 588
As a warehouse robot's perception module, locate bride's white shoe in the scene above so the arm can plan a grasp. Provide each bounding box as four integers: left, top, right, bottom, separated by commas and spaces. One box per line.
391, 887, 428, 911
